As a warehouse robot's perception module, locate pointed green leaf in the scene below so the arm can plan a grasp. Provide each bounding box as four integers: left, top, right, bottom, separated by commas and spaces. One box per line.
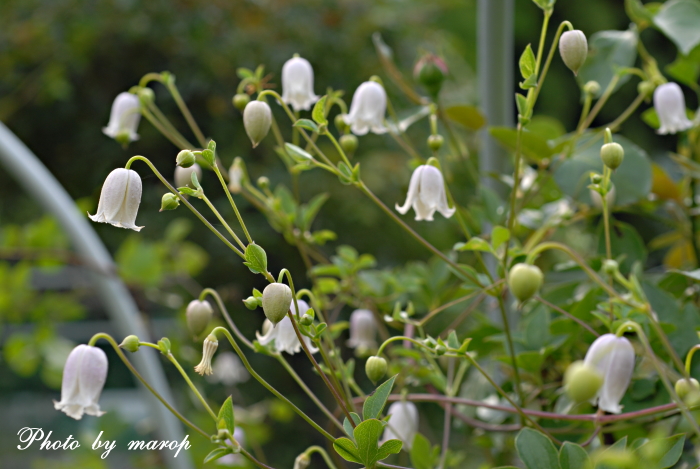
410, 433, 438, 469
217, 396, 235, 437
516, 428, 561, 469
333, 437, 362, 464
285, 143, 315, 164
654, 0, 700, 55
243, 243, 267, 274
635, 434, 685, 469
294, 119, 319, 133
312, 95, 328, 126
190, 171, 202, 189
352, 419, 401, 466
519, 44, 536, 79
203, 447, 232, 464
363, 375, 397, 420
201, 149, 215, 166
559, 441, 589, 469
492, 225, 511, 250
377, 439, 403, 461
515, 94, 529, 118
447, 331, 460, 349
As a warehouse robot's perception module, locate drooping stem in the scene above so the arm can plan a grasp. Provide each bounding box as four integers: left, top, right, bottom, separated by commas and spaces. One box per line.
212, 164, 254, 245
201, 193, 247, 251
303, 446, 339, 469
199, 288, 254, 350
166, 80, 208, 148
165, 351, 218, 421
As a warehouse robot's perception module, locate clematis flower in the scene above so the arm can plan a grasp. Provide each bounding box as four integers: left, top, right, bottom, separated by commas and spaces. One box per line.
344, 81, 387, 135
583, 333, 635, 414
88, 168, 143, 231
347, 309, 377, 353
102, 92, 141, 144
256, 299, 318, 355
395, 165, 455, 221
281, 56, 319, 112
175, 163, 202, 189
654, 82, 693, 135
195, 334, 219, 376
54, 344, 108, 420
381, 401, 419, 451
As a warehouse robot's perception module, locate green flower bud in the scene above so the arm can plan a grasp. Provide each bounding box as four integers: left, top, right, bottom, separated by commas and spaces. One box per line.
564, 360, 604, 403
590, 173, 603, 184
583, 81, 600, 96
559, 30, 588, 75
243, 296, 259, 310
602, 259, 619, 276
257, 176, 270, 190
334, 114, 349, 133
233, 93, 250, 111
294, 454, 311, 469
507, 263, 544, 302
675, 378, 700, 401
160, 193, 180, 211
300, 313, 314, 326
119, 335, 141, 353
414, 54, 448, 97
428, 134, 444, 152
365, 356, 388, 384
176, 149, 196, 168
262, 283, 293, 325
186, 300, 214, 337
638, 81, 656, 98
138, 87, 155, 106
600, 142, 624, 170
339, 134, 358, 154
435, 344, 447, 356
243, 101, 272, 148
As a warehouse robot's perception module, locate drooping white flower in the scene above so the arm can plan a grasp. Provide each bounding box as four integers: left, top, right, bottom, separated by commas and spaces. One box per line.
381, 401, 419, 451
583, 333, 635, 414
206, 352, 249, 386
395, 165, 455, 221
54, 344, 108, 420
654, 82, 693, 135
228, 158, 245, 194
344, 81, 387, 135
195, 334, 219, 376
174, 163, 202, 189
88, 168, 143, 231
347, 309, 377, 352
217, 427, 246, 466
282, 56, 319, 112
256, 299, 318, 355
103, 92, 141, 143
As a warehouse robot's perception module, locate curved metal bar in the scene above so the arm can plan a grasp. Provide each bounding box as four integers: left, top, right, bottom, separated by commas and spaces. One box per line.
0, 122, 194, 469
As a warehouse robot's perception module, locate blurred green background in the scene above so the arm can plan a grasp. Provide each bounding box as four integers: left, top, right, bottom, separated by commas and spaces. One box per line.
0, 0, 686, 467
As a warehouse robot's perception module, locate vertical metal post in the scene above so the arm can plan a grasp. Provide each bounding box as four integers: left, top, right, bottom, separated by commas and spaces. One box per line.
478, 0, 515, 199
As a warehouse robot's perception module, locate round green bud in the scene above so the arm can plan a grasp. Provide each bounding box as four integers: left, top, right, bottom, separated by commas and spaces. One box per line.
186, 299, 214, 337
262, 283, 293, 325
507, 263, 544, 303
583, 81, 600, 96
435, 344, 447, 356
424, 337, 437, 348
600, 142, 625, 170
176, 150, 196, 168
414, 54, 448, 97
564, 360, 604, 403
233, 93, 250, 111
602, 259, 619, 276
115, 130, 131, 147
160, 193, 180, 212
559, 30, 588, 75
590, 173, 603, 184
257, 176, 270, 190
300, 313, 314, 326
138, 87, 155, 105
119, 335, 141, 353
675, 378, 700, 401
243, 296, 259, 310
365, 356, 388, 384
243, 100, 272, 148
294, 453, 311, 469
428, 134, 444, 152
638, 81, 656, 97
340, 134, 358, 154
334, 114, 349, 133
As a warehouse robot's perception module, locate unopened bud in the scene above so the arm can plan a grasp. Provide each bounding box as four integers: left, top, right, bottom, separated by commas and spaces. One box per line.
261, 283, 293, 325
334, 114, 349, 133
160, 193, 180, 211
233, 93, 250, 111
340, 134, 358, 154
564, 360, 603, 402
176, 150, 196, 168
590, 173, 603, 184
675, 378, 700, 401
559, 30, 588, 75
508, 263, 544, 303
186, 300, 214, 337
257, 176, 270, 190
294, 453, 311, 469
600, 142, 624, 170
583, 81, 600, 96
120, 335, 141, 353
638, 81, 656, 98
602, 259, 619, 276
435, 344, 447, 356
414, 54, 448, 97
228, 157, 247, 194
243, 296, 259, 310
138, 87, 155, 105
243, 101, 272, 148
428, 134, 444, 152
365, 356, 388, 384
300, 314, 314, 326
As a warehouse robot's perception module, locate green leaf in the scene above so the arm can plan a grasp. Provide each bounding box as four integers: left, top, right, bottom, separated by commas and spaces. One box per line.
520, 73, 538, 90
285, 143, 315, 164
243, 243, 268, 274
654, 0, 700, 55
515, 94, 529, 118
577, 28, 638, 96
363, 375, 396, 420
410, 433, 439, 469
294, 119, 319, 133
635, 434, 685, 469
201, 149, 215, 166
300, 193, 330, 232
334, 419, 402, 466
489, 127, 553, 163
670, 269, 700, 281
625, 0, 656, 28
553, 134, 652, 206
455, 237, 494, 254
492, 225, 510, 250
666, 48, 700, 87
515, 428, 561, 469
203, 447, 232, 464
337, 161, 354, 185
190, 171, 202, 190
559, 441, 589, 469
519, 44, 536, 80
178, 187, 200, 197
217, 396, 235, 437
444, 105, 486, 130
157, 337, 171, 354
312, 95, 328, 126
447, 330, 460, 349
333, 437, 362, 464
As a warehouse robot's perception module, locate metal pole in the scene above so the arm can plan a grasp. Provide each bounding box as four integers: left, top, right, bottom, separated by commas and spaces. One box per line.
0, 122, 194, 469
478, 0, 514, 199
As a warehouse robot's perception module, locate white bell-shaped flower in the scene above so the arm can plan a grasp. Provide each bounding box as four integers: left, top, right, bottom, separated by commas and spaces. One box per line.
347, 309, 377, 352
654, 82, 693, 135
381, 401, 419, 451
256, 299, 318, 355
396, 165, 455, 221
344, 81, 387, 135
282, 56, 319, 112
174, 163, 202, 189
195, 334, 219, 376
89, 168, 143, 231
583, 333, 635, 414
54, 344, 108, 420
206, 352, 249, 386
102, 92, 141, 143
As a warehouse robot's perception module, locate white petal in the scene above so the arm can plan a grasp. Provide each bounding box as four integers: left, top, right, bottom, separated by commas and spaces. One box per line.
598, 337, 634, 414
346, 81, 387, 136
413, 196, 435, 221
347, 309, 377, 349
655, 83, 693, 135
282, 57, 319, 112
396, 166, 424, 214
103, 92, 141, 142
381, 402, 419, 451
100, 168, 130, 221
418, 165, 443, 210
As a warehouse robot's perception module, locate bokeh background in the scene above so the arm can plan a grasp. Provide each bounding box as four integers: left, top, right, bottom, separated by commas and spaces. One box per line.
0, 0, 684, 467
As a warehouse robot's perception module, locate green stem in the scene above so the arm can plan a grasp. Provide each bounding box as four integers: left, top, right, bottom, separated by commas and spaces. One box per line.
146, 100, 194, 149
201, 193, 247, 251
166, 81, 208, 148
304, 446, 339, 469
165, 351, 218, 421
685, 345, 700, 375
507, 123, 524, 233
199, 288, 254, 350
601, 166, 613, 260
497, 295, 524, 406
579, 74, 621, 133
140, 105, 189, 150
605, 92, 647, 132
240, 447, 276, 469
212, 164, 254, 245
532, 20, 572, 105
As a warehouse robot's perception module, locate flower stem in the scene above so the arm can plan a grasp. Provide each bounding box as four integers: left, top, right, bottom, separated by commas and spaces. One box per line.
199, 287, 254, 350
165, 351, 218, 421
212, 164, 254, 245
303, 446, 339, 469
166, 80, 208, 148
201, 193, 247, 251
